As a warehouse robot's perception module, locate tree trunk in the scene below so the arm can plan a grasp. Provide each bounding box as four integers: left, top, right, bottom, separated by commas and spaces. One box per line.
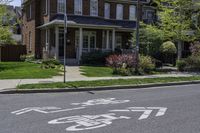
177, 41, 182, 60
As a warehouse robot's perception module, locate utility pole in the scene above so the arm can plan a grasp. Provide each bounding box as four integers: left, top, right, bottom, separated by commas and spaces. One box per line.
135, 0, 140, 74
63, 0, 67, 83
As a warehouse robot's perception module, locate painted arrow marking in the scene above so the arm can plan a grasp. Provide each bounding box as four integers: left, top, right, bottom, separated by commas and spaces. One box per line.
110, 107, 167, 120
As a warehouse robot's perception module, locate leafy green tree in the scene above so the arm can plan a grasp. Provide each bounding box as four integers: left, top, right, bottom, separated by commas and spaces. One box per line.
131, 23, 165, 57
0, 0, 15, 45
154, 0, 200, 59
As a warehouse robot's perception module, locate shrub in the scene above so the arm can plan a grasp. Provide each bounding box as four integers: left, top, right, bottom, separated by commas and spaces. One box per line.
190, 41, 200, 56
41, 59, 63, 70
139, 55, 155, 73
160, 41, 177, 64
160, 41, 177, 54
185, 56, 200, 71
20, 54, 35, 62
106, 54, 155, 75
106, 54, 136, 76
153, 58, 163, 68
81, 51, 112, 65
176, 59, 187, 72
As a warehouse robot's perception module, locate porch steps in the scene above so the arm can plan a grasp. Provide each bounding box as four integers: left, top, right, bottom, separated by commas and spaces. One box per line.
59, 58, 79, 66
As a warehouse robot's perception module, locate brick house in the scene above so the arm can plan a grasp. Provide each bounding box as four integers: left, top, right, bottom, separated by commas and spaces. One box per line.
22, 0, 156, 64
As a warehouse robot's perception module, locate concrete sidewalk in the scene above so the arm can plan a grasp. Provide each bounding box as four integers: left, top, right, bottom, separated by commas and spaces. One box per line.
0, 66, 198, 90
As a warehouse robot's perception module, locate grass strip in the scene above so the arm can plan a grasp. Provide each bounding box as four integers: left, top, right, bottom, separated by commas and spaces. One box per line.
17, 76, 200, 90
0, 62, 60, 79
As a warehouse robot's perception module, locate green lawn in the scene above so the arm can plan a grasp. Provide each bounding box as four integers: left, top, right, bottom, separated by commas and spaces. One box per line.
0, 62, 61, 79
17, 76, 200, 90
80, 66, 113, 77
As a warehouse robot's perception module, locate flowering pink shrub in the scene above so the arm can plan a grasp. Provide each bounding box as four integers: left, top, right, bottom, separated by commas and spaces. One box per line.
106, 54, 136, 69
106, 54, 155, 75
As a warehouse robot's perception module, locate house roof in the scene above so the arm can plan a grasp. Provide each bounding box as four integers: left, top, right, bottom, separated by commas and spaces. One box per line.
49, 14, 136, 29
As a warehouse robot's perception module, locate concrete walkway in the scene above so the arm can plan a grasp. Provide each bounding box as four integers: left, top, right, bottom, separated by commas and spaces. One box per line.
0, 66, 198, 90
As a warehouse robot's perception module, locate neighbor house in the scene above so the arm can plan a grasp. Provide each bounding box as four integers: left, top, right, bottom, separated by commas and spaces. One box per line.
21, 0, 156, 64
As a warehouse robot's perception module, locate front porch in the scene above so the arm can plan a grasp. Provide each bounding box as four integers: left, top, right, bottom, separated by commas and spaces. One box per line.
46, 27, 132, 64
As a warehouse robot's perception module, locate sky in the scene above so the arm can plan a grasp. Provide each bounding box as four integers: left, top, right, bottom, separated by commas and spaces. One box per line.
10, 0, 21, 7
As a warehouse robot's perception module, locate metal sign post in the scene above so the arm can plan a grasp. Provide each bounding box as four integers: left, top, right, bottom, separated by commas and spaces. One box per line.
135, 0, 140, 74
63, 0, 67, 83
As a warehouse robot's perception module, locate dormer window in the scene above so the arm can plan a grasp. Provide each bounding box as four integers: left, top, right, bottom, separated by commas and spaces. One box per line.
116, 4, 123, 20
90, 0, 98, 16
57, 0, 65, 13
74, 0, 82, 15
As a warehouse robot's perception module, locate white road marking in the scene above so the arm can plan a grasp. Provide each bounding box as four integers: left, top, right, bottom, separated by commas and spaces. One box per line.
11, 107, 85, 115
71, 98, 130, 107
48, 113, 131, 131
11, 98, 130, 116
111, 107, 167, 120
11, 107, 61, 115
49, 107, 85, 113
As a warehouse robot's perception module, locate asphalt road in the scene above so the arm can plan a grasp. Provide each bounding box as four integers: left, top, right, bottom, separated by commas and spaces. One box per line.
0, 84, 200, 133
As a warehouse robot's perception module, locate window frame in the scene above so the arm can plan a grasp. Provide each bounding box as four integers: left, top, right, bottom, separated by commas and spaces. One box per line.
104, 3, 110, 19
29, 31, 32, 52
129, 5, 136, 20
45, 29, 49, 51
57, 0, 65, 13
116, 4, 123, 20
90, 0, 98, 16
44, 0, 48, 15
74, 0, 83, 15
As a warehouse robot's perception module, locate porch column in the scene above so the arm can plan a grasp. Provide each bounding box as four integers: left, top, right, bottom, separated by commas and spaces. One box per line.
55, 27, 59, 60
106, 30, 109, 49
112, 29, 116, 51
79, 27, 83, 61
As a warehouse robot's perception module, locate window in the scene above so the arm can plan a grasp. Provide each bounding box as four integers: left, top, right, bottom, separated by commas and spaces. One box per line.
129, 5, 136, 20
74, 0, 82, 15
104, 3, 110, 19
26, 4, 32, 20
44, 0, 48, 15
57, 0, 65, 13
90, 0, 98, 16
29, 4, 32, 19
29, 31, 32, 52
45, 29, 49, 51
116, 34, 122, 48
116, 4, 123, 20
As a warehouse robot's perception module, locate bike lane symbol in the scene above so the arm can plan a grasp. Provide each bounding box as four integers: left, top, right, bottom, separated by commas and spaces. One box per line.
48, 113, 131, 131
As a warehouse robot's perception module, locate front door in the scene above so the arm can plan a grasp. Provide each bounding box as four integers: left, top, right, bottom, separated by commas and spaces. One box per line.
59, 28, 76, 58
82, 31, 96, 53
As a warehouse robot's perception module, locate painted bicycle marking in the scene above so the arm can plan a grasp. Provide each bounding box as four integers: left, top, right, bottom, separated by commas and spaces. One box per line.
111, 107, 168, 120
48, 113, 130, 131
11, 98, 130, 115
11, 107, 85, 115
71, 98, 130, 106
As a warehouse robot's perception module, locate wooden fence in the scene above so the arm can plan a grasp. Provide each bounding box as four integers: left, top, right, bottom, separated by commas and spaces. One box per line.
0, 45, 26, 61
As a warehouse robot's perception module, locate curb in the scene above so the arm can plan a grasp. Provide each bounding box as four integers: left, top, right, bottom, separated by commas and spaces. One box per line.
1, 80, 200, 94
